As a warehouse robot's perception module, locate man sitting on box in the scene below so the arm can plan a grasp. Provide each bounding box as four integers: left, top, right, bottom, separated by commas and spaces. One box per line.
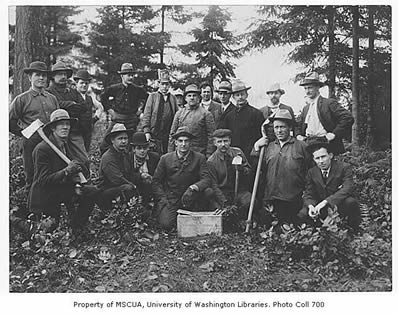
152, 126, 212, 230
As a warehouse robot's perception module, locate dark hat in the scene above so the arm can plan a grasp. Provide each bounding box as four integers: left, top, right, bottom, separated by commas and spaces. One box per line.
269, 109, 293, 124
172, 126, 195, 140
158, 69, 171, 83
230, 80, 251, 94
50, 61, 73, 78
118, 63, 135, 75
306, 137, 330, 155
23, 61, 49, 74
266, 82, 285, 95
131, 132, 150, 146
43, 109, 77, 133
73, 69, 92, 82
184, 84, 201, 96
215, 81, 232, 93
299, 72, 325, 87
212, 129, 232, 138
105, 123, 133, 144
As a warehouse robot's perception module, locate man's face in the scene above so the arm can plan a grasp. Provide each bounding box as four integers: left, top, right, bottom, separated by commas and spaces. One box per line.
313, 147, 333, 170
219, 91, 231, 105
273, 119, 291, 142
185, 92, 200, 108
176, 95, 184, 107
121, 73, 134, 85
267, 90, 282, 105
29, 72, 47, 89
52, 120, 70, 140
232, 90, 248, 106
303, 84, 320, 100
175, 136, 191, 155
111, 132, 128, 152
76, 79, 89, 94
53, 71, 69, 85
133, 145, 149, 159
201, 86, 212, 102
159, 81, 170, 94
214, 136, 231, 153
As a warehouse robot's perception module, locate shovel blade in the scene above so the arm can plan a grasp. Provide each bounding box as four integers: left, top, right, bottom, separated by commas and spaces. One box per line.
21, 119, 44, 139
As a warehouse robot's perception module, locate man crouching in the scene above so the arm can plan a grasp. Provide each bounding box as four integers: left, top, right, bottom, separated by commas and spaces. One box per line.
152, 126, 212, 230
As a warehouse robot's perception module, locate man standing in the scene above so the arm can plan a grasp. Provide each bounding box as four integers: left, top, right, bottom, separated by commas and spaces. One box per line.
297, 72, 354, 155
259, 110, 311, 225
100, 63, 148, 153
173, 88, 185, 110
141, 70, 178, 154
28, 109, 97, 233
215, 80, 234, 128
153, 126, 212, 230
168, 84, 215, 157
218, 80, 264, 159
200, 82, 222, 126
260, 83, 296, 140
298, 139, 361, 231
9, 61, 59, 193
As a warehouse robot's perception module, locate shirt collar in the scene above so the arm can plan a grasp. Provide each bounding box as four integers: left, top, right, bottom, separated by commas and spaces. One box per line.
30, 88, 46, 97
176, 150, 191, 161
201, 100, 211, 106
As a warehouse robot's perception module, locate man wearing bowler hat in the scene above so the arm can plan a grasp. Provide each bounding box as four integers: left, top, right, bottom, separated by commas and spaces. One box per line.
215, 80, 234, 128
296, 72, 354, 155
141, 70, 178, 154
168, 84, 215, 157
218, 79, 264, 159
9, 61, 59, 195
153, 126, 212, 230
28, 109, 98, 234
99, 63, 148, 154
259, 82, 296, 141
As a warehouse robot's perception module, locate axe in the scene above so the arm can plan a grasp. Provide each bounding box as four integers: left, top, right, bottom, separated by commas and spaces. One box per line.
22, 119, 87, 184
231, 154, 243, 200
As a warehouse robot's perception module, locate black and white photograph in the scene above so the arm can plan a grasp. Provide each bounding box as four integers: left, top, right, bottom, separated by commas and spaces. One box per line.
4, 1, 396, 313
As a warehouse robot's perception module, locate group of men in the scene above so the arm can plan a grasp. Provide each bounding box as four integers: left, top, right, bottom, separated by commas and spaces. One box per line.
9, 60, 361, 236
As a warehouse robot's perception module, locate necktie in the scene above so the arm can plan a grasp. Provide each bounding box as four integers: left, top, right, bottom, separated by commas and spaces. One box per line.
322, 170, 328, 183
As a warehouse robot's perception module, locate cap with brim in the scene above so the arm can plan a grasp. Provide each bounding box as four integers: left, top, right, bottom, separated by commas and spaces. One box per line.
212, 129, 232, 138
117, 63, 135, 75
305, 137, 330, 154
43, 109, 77, 134
269, 109, 293, 124
299, 72, 325, 86
229, 80, 251, 94
131, 132, 150, 146
105, 123, 134, 144
184, 84, 201, 96
73, 69, 92, 82
172, 126, 195, 140
173, 88, 184, 96
215, 81, 232, 93
23, 61, 49, 74
50, 61, 73, 78
266, 82, 285, 95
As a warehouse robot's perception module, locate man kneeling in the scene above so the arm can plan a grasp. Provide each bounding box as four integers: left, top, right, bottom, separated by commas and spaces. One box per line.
298, 139, 361, 231
152, 126, 212, 230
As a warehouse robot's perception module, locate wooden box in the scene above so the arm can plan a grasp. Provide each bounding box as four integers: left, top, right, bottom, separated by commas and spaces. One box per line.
177, 209, 222, 238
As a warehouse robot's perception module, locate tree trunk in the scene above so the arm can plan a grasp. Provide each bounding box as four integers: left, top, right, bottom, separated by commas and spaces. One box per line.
351, 6, 360, 152
160, 6, 165, 65
14, 6, 45, 96
366, 6, 375, 149
327, 6, 336, 99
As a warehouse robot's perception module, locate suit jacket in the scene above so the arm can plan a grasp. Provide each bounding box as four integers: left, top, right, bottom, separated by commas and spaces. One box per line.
303, 160, 354, 208
259, 103, 296, 140
203, 100, 222, 126
298, 96, 354, 154
216, 102, 235, 129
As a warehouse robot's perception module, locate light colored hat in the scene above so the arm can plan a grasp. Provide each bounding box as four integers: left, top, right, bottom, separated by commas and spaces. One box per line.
105, 123, 133, 144
173, 88, 184, 96
23, 61, 49, 74
299, 72, 325, 86
266, 82, 285, 95
230, 80, 251, 94
43, 109, 77, 132
184, 84, 201, 96
269, 109, 293, 124
50, 61, 73, 78
117, 63, 135, 75
215, 81, 232, 93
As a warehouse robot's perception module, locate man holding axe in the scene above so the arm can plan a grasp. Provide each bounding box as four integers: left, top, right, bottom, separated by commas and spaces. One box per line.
27, 109, 98, 234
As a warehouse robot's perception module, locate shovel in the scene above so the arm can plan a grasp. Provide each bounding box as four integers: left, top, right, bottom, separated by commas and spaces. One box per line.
231, 154, 243, 200
22, 119, 87, 184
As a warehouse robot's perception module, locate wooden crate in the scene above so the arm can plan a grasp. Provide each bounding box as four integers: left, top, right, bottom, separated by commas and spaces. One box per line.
177, 210, 222, 238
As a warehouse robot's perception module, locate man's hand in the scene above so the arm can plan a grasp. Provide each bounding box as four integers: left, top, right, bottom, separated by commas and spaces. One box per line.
141, 172, 152, 184
65, 160, 82, 176
254, 136, 268, 151
325, 132, 336, 142
296, 135, 306, 141
145, 133, 151, 141
181, 185, 198, 208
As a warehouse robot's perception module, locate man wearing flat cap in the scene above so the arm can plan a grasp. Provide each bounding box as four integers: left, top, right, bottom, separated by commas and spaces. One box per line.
29, 109, 98, 234
218, 79, 264, 159
9, 61, 59, 194
259, 82, 296, 141
141, 70, 178, 154
99, 63, 148, 154
257, 109, 312, 226
296, 72, 354, 155
215, 80, 234, 128
152, 126, 212, 230
200, 81, 222, 126
168, 84, 215, 157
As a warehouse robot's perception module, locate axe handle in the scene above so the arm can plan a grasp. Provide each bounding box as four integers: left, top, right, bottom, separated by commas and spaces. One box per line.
37, 129, 88, 184
245, 145, 265, 233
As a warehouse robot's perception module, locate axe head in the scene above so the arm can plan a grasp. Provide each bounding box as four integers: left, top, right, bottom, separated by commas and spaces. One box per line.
21, 119, 44, 139
232, 155, 243, 165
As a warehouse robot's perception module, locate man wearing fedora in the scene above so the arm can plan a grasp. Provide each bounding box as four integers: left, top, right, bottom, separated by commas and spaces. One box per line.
153, 126, 212, 230
296, 72, 354, 155
258, 109, 311, 226
168, 84, 215, 158
200, 82, 222, 126
259, 82, 296, 141
9, 61, 59, 194
215, 80, 234, 128
96, 123, 137, 212
99, 63, 148, 154
28, 109, 97, 234
298, 139, 361, 231
218, 79, 264, 159
141, 70, 178, 155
